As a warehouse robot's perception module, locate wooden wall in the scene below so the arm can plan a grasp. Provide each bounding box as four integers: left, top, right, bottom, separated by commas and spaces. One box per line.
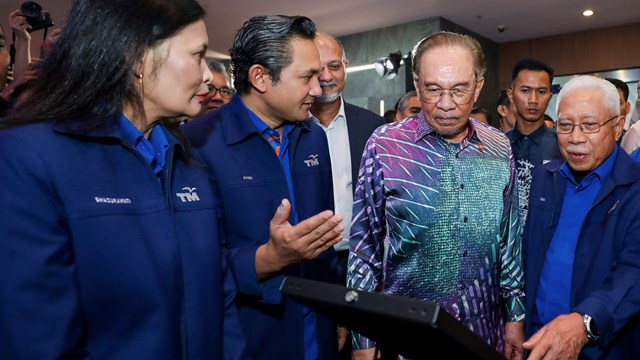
499, 23, 640, 89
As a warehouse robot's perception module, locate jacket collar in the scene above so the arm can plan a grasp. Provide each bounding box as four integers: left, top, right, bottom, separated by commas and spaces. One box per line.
221, 94, 311, 145
547, 145, 640, 187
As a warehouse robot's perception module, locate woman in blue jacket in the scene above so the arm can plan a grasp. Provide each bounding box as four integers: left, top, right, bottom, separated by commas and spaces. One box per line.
0, 0, 244, 359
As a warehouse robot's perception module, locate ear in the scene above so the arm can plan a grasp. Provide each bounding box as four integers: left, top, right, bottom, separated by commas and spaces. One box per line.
497, 104, 507, 117
248, 64, 269, 93
472, 76, 485, 103
614, 114, 625, 141
507, 87, 514, 104
413, 78, 421, 101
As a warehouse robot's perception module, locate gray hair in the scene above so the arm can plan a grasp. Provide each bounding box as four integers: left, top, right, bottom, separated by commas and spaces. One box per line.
397, 90, 417, 113
557, 75, 620, 121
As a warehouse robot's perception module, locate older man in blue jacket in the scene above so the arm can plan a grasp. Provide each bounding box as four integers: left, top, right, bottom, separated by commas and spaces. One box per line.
522, 75, 640, 360
184, 15, 344, 360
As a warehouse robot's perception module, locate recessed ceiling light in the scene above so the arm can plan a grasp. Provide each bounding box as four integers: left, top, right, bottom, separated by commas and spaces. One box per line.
583, 9, 594, 16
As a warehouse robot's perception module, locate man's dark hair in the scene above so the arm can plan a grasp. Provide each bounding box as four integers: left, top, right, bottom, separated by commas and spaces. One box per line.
230, 15, 317, 94
511, 58, 554, 83
471, 106, 492, 123
496, 89, 510, 107
3, 0, 205, 133
605, 77, 629, 101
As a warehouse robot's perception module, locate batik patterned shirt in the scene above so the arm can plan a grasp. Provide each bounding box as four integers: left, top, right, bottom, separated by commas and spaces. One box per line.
347, 114, 525, 352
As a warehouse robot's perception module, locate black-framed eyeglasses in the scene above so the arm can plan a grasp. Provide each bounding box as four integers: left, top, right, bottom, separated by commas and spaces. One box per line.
208, 84, 235, 99
419, 87, 474, 105
556, 115, 618, 134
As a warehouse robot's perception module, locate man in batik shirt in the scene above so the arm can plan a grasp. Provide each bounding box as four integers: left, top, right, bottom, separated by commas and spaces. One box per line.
347, 31, 525, 360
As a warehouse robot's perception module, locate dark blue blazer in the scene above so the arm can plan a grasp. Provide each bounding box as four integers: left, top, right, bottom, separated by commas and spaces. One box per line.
183, 95, 338, 360
344, 102, 386, 188
523, 148, 640, 359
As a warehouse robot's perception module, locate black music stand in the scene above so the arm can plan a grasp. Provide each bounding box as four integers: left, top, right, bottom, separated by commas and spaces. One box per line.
280, 276, 505, 360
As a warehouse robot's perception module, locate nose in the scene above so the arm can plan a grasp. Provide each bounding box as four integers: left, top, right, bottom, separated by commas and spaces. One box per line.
528, 91, 539, 104
435, 91, 457, 111
201, 60, 213, 84
318, 66, 331, 82
309, 76, 322, 97
567, 124, 587, 143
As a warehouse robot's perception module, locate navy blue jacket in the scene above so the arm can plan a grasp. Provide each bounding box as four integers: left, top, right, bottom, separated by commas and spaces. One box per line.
184, 95, 339, 360
0, 117, 244, 360
344, 102, 386, 187
523, 149, 640, 359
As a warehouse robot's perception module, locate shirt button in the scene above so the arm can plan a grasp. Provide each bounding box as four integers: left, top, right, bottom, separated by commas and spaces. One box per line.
463, 216, 468, 223
460, 184, 465, 190
463, 251, 468, 257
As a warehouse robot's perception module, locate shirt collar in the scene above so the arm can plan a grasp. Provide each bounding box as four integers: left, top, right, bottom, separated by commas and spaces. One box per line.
309, 97, 346, 129
509, 123, 552, 143
559, 144, 619, 185
242, 99, 297, 137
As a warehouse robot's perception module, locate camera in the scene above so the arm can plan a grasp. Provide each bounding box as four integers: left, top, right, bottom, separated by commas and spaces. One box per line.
20, 1, 54, 32
497, 25, 505, 33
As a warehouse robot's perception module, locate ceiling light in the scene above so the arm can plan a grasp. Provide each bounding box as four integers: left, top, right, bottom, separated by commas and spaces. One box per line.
583, 9, 594, 16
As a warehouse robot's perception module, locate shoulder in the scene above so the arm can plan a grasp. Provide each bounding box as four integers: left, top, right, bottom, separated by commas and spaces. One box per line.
473, 120, 511, 150
344, 102, 385, 124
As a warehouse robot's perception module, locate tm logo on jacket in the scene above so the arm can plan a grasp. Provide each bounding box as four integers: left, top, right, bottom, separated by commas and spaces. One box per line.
304, 154, 319, 167
176, 187, 200, 202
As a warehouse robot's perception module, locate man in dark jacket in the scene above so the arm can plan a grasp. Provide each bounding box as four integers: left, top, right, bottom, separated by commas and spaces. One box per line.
523, 75, 640, 360
183, 15, 343, 360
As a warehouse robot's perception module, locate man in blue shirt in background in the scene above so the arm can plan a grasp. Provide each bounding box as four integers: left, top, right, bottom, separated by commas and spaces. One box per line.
506, 59, 562, 226
523, 75, 640, 360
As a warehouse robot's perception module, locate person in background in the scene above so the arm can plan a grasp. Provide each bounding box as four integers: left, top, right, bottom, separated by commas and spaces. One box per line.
543, 113, 555, 129
200, 59, 234, 114
0, 0, 245, 358
383, 108, 396, 123
183, 15, 344, 360
0, 24, 10, 114
523, 75, 640, 360
310, 31, 385, 283
496, 88, 516, 132
605, 78, 636, 152
471, 105, 492, 126
395, 89, 421, 121
507, 58, 562, 227
0, 10, 33, 116
309, 30, 386, 358
347, 31, 524, 360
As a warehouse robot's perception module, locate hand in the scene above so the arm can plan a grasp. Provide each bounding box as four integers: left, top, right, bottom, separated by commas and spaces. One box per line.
41, 28, 62, 56
338, 324, 348, 351
352, 348, 379, 360
522, 313, 589, 360
255, 198, 343, 279
9, 10, 31, 41
504, 321, 525, 360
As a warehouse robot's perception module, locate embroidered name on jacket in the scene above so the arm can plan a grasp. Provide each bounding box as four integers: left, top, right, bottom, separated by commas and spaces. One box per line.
176, 187, 200, 202
304, 154, 319, 167
95, 197, 132, 204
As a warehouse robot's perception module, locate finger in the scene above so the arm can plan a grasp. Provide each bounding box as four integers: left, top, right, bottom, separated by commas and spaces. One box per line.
522, 326, 545, 349
308, 215, 344, 249
292, 209, 341, 239
270, 198, 291, 227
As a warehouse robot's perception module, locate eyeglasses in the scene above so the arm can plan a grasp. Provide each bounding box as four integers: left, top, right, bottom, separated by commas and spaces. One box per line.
556, 115, 618, 134
208, 84, 235, 99
419, 87, 474, 105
